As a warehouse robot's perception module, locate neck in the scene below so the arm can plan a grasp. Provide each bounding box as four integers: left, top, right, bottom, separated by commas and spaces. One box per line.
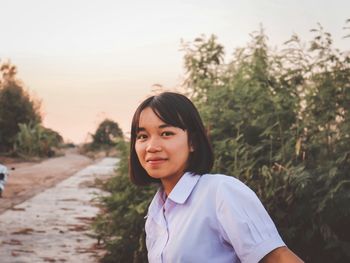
161, 172, 184, 196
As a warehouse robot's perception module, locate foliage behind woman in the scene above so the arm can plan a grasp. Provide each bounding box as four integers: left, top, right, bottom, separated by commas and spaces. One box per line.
94, 22, 350, 263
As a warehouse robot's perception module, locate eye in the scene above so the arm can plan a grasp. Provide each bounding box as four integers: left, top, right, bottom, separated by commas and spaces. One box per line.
161, 131, 174, 137
136, 133, 148, 141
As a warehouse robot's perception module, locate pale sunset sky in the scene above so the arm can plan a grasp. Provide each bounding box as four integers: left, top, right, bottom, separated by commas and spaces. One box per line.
1, 0, 349, 143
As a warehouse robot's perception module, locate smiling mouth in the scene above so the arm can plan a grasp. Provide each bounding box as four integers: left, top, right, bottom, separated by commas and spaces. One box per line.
146, 158, 167, 164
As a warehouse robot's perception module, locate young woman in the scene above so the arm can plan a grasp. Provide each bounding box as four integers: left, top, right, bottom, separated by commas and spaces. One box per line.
129, 92, 303, 263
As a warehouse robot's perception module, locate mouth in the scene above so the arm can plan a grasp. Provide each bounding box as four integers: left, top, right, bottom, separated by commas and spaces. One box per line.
146, 158, 167, 165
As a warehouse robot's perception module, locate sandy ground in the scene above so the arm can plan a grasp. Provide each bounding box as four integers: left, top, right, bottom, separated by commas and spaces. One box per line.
0, 148, 93, 214
0, 156, 118, 263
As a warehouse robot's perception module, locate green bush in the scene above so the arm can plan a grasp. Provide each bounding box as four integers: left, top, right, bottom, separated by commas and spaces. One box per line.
183, 24, 350, 262
14, 122, 63, 157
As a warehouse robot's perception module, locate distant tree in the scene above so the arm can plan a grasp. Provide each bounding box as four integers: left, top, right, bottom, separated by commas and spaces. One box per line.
0, 62, 42, 152
91, 119, 123, 148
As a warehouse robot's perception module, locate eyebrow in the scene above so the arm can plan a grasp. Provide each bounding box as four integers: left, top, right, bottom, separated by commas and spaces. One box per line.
137, 124, 172, 132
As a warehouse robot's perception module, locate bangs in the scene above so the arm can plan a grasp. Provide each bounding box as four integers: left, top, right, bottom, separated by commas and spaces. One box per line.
132, 94, 187, 136
149, 103, 186, 131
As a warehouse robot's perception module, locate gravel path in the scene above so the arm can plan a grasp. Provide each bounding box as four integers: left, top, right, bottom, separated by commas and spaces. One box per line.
0, 157, 118, 263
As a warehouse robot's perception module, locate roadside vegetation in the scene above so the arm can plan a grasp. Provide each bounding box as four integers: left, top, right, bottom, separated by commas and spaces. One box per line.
0, 62, 63, 159
94, 21, 350, 263
80, 119, 124, 159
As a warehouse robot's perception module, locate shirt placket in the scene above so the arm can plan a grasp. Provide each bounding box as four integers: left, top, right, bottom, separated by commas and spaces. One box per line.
159, 199, 173, 262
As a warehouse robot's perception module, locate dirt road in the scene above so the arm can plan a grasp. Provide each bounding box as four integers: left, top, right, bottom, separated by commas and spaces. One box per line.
0, 151, 118, 262
0, 148, 93, 214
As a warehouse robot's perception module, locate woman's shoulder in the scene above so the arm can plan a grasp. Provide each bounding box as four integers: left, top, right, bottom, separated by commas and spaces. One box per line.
200, 173, 244, 186
199, 173, 257, 199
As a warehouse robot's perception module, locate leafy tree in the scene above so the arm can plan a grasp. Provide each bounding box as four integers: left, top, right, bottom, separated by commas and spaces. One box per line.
182, 34, 225, 104
0, 62, 42, 152
293, 24, 350, 262
91, 119, 123, 148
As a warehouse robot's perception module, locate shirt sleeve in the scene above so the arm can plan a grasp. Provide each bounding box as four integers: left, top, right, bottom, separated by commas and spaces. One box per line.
215, 177, 285, 263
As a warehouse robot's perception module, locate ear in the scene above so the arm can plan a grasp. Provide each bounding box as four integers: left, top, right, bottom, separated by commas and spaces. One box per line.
188, 134, 195, 152
189, 142, 195, 152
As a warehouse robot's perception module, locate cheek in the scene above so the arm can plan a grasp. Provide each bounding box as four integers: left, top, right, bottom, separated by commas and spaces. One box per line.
175, 141, 192, 158
135, 143, 144, 161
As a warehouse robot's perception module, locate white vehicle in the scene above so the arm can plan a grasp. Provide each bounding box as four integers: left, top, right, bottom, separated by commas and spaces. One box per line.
0, 164, 10, 198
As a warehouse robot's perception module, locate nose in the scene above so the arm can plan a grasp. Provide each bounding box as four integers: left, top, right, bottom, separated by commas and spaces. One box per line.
146, 137, 162, 153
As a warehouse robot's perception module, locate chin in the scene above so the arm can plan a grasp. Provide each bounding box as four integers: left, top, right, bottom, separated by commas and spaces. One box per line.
148, 174, 164, 180
147, 171, 166, 180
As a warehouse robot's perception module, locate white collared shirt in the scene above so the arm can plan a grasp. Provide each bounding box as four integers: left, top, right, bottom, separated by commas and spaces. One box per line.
145, 172, 285, 263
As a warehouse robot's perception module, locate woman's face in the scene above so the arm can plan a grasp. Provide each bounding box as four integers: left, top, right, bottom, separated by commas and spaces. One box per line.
135, 107, 193, 190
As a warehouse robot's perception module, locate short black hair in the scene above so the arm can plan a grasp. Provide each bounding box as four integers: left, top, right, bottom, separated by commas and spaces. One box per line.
129, 92, 214, 186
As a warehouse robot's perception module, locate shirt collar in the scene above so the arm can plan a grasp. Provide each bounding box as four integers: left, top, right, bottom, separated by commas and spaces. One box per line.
147, 172, 201, 219
167, 172, 200, 204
